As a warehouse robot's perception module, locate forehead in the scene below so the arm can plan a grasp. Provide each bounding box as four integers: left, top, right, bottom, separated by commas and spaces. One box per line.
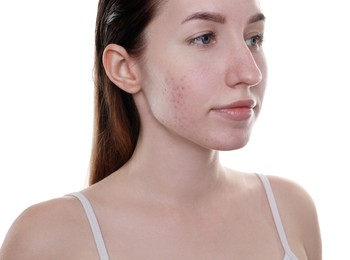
156, 0, 262, 25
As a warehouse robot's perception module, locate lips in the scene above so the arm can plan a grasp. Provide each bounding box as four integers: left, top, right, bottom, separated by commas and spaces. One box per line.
212, 99, 257, 121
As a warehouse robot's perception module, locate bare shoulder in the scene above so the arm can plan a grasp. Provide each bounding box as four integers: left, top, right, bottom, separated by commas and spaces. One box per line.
266, 175, 322, 259
0, 195, 96, 260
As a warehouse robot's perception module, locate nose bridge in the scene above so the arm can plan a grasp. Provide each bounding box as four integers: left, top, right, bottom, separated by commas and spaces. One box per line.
225, 43, 262, 88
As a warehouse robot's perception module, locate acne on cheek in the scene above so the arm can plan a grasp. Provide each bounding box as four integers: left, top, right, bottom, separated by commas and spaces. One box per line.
164, 76, 187, 108
163, 76, 189, 125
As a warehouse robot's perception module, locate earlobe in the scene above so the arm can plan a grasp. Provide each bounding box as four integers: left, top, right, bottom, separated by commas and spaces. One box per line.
102, 44, 141, 94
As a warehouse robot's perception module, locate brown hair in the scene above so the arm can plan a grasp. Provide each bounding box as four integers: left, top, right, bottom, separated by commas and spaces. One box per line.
90, 0, 162, 184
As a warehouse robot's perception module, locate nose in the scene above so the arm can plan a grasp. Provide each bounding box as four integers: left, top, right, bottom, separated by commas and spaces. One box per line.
225, 44, 263, 88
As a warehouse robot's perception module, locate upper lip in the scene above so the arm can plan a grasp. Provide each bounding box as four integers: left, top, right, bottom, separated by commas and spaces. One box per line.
213, 99, 257, 110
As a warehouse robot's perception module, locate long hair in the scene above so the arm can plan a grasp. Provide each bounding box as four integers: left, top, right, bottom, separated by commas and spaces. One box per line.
90, 0, 162, 185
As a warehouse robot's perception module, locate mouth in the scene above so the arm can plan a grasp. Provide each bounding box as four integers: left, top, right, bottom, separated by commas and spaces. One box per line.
212, 99, 257, 121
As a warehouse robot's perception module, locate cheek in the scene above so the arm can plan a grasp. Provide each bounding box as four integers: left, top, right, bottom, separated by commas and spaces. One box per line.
253, 54, 268, 103
164, 77, 184, 106
161, 75, 193, 126
258, 53, 268, 86
141, 53, 213, 130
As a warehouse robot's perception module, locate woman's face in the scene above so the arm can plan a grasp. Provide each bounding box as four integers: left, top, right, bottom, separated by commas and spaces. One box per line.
136, 0, 267, 151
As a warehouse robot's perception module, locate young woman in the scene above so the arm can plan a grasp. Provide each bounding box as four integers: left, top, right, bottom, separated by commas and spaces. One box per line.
0, 0, 322, 259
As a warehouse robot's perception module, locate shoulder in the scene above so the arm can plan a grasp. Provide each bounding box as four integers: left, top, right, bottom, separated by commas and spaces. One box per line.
265, 175, 315, 211
265, 175, 322, 259
0, 195, 96, 259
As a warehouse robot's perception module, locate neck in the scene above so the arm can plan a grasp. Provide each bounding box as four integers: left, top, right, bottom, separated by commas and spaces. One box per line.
119, 124, 228, 207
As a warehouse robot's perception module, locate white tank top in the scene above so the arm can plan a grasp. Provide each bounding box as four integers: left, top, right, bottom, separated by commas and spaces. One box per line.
68, 173, 298, 260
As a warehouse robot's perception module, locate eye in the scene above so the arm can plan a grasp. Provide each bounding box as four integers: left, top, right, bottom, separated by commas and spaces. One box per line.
245, 34, 264, 49
189, 32, 216, 46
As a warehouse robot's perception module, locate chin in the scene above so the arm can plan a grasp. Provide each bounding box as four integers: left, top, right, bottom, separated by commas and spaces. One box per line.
216, 140, 250, 151
209, 127, 253, 151
203, 134, 251, 152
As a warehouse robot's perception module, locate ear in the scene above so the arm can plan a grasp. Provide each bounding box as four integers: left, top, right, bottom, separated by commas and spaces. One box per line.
102, 44, 141, 94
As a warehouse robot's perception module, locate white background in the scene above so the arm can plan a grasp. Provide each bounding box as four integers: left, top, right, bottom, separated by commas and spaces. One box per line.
0, 1, 349, 259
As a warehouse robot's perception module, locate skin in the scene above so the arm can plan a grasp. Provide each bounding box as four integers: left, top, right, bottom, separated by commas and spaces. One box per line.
137, 0, 267, 152
0, 0, 322, 259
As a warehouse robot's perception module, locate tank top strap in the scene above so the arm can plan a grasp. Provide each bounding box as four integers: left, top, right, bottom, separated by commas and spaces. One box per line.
67, 192, 110, 260
256, 174, 298, 260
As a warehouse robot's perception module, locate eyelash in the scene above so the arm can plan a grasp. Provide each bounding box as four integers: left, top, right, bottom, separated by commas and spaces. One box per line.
188, 32, 264, 49
245, 34, 264, 49
188, 32, 217, 47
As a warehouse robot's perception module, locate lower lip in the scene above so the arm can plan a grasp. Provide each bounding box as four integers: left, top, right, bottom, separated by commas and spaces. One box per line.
213, 107, 254, 121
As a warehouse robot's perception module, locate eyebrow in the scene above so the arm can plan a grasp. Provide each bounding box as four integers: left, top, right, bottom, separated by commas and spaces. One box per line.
181, 11, 266, 25
248, 13, 266, 24
181, 12, 226, 24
